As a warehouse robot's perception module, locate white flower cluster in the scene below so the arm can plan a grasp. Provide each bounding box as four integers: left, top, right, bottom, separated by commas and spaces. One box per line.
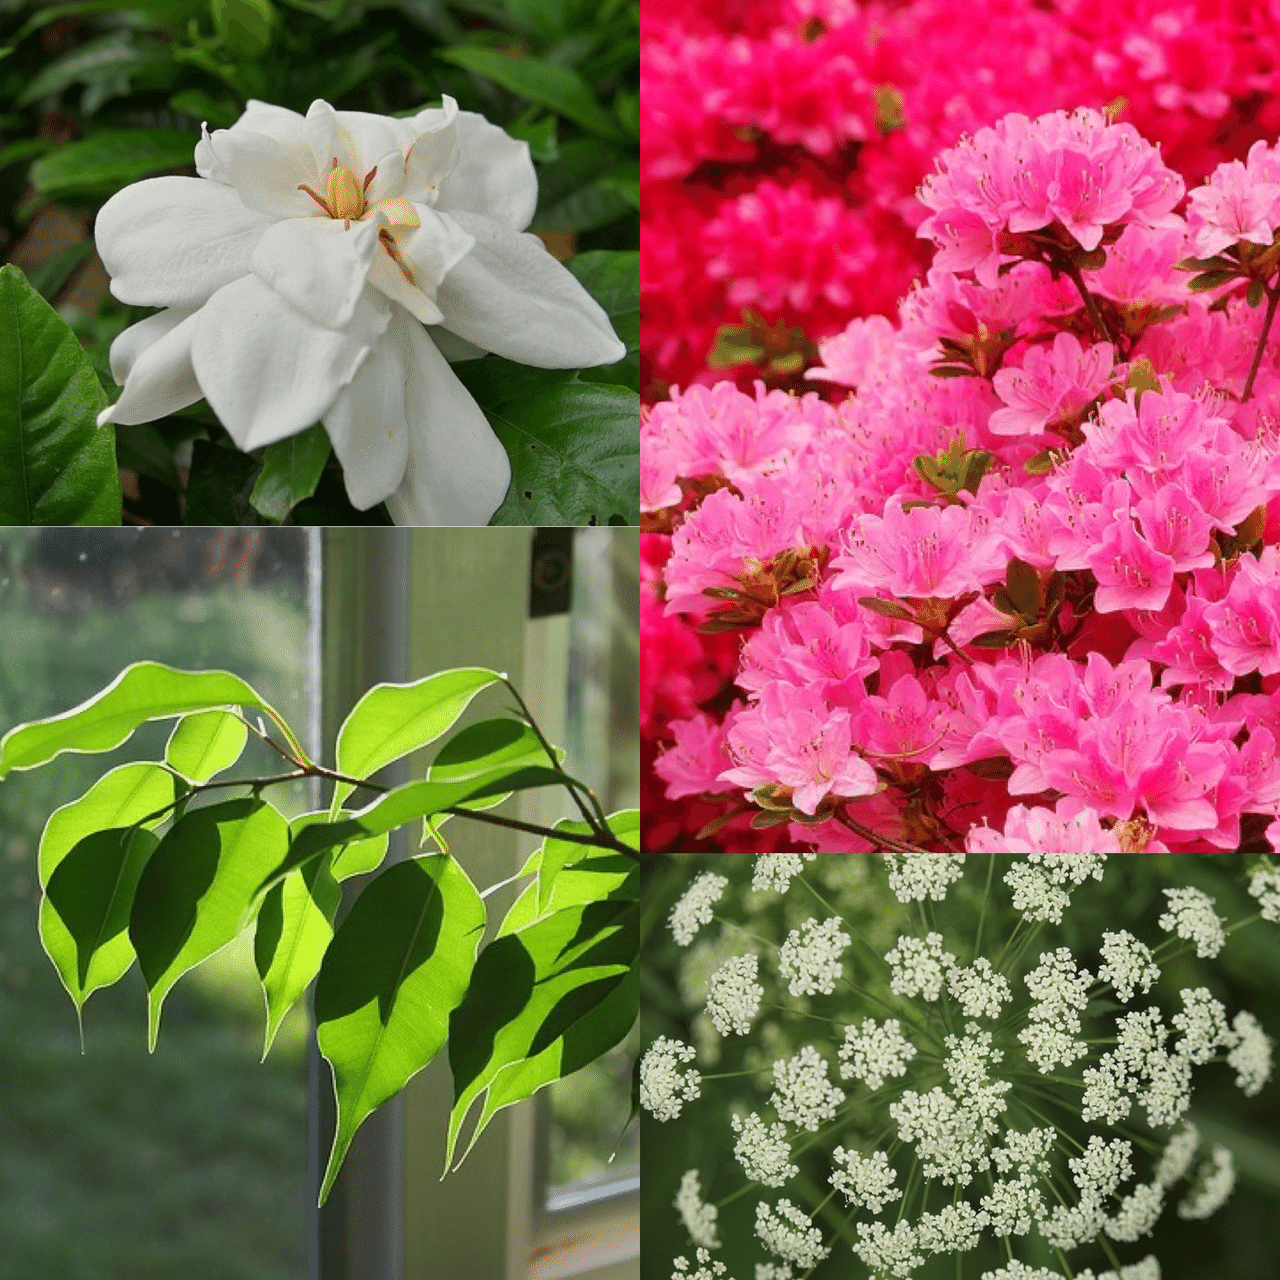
753, 1267, 793, 1280
675, 1170, 720, 1249
670, 872, 729, 946
884, 852, 966, 902
1248, 864, 1280, 922
1004, 852, 1105, 925
885, 931, 956, 1001
1098, 930, 1160, 1002
1171, 987, 1230, 1064
1077, 1259, 1162, 1280
1177, 1144, 1236, 1220
1227, 1010, 1273, 1095
672, 1248, 730, 1280
770, 1045, 844, 1130
838, 1018, 917, 1090
853, 1219, 925, 1278
830, 1147, 901, 1213
732, 1113, 798, 1187
948, 957, 1012, 1018
754, 1200, 829, 1269
1158, 887, 1225, 958
778, 916, 849, 996
1019, 948, 1092, 1071
641, 1036, 701, 1122
751, 854, 816, 894
706, 954, 763, 1036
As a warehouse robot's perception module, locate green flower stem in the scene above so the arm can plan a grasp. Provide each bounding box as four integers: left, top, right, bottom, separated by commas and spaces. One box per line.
973, 853, 998, 963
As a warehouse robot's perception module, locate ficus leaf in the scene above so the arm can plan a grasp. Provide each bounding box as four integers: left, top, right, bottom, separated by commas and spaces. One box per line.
291, 811, 391, 883
316, 855, 485, 1203
42, 825, 159, 1016
0, 661, 302, 777
0, 264, 121, 525
445, 895, 635, 1172
503, 848, 638, 936
165, 709, 248, 783
129, 797, 290, 1050
331, 667, 503, 810
536, 810, 638, 913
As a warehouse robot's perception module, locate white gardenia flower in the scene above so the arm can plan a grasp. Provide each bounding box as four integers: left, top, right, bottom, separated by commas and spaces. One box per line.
93, 96, 624, 525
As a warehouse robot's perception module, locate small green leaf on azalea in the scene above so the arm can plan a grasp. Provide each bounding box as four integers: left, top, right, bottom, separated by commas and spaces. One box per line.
1188, 270, 1239, 293
1024, 450, 1056, 475
971, 629, 1017, 648
1248, 279, 1266, 308
858, 596, 916, 621
1005, 556, 1042, 617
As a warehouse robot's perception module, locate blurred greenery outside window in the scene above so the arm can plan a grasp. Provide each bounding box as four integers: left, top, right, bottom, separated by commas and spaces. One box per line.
0, 526, 639, 1279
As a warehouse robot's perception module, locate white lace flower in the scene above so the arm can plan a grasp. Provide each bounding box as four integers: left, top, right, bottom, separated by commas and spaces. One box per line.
751, 854, 816, 894
1070, 1135, 1133, 1200
982, 1265, 1067, 1280
1153, 1122, 1199, 1188
1106, 1179, 1164, 1242
706, 954, 764, 1036
830, 1147, 901, 1213
1171, 987, 1230, 1064
778, 917, 849, 996
1138, 1048, 1194, 1128
732, 1113, 798, 1187
839, 1018, 918, 1090
1019, 948, 1092, 1071
641, 1036, 701, 1122
770, 1045, 844, 1130
754, 1267, 793, 1280
1177, 1145, 1235, 1219
670, 872, 729, 945
916, 1202, 986, 1254
991, 1128, 1056, 1176
885, 932, 957, 1001
948, 957, 1012, 1019
1077, 1258, 1162, 1280
755, 1200, 829, 1269
93, 97, 623, 524
1158, 887, 1225, 958
884, 852, 966, 902
1098, 930, 1160, 1002
853, 1219, 924, 1278
1247, 864, 1280, 922
676, 1170, 720, 1249
672, 1247, 730, 1280
980, 1175, 1044, 1235
1226, 1010, 1273, 1095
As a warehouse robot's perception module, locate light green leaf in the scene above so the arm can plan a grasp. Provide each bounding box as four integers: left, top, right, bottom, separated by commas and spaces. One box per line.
165, 709, 249, 782
0, 264, 121, 525
501, 849, 637, 936
129, 797, 290, 1048
439, 46, 621, 139
445, 895, 636, 1169
255, 857, 341, 1057
37, 760, 175, 886
0, 660, 304, 777
316, 854, 485, 1202
331, 667, 502, 809
42, 826, 159, 1015
30, 129, 198, 198
537, 809, 637, 912
250, 423, 332, 523
290, 810, 389, 882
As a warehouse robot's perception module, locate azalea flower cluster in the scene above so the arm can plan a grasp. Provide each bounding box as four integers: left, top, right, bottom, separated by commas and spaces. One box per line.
642, 0, 1280, 393
645, 102, 1280, 853
642, 853, 1278, 1280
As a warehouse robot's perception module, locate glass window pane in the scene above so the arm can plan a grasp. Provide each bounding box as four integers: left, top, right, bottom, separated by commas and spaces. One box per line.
0, 528, 314, 1280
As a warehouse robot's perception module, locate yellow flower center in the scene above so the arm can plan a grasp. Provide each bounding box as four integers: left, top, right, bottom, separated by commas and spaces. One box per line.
298, 159, 421, 286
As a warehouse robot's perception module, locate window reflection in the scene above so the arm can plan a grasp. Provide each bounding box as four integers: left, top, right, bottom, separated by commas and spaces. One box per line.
0, 528, 312, 1280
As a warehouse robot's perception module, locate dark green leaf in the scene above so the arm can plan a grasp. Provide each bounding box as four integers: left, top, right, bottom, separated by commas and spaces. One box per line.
1005, 556, 1041, 618
130, 797, 289, 1048
31, 129, 198, 198
564, 250, 638, 392
857, 596, 916, 622
115, 423, 181, 491
0, 264, 121, 525
1024, 450, 1056, 475
1188, 270, 1238, 293
531, 180, 633, 232
439, 46, 620, 139
16, 32, 167, 109
1248, 279, 1266, 308
184, 438, 264, 525
250, 424, 332, 523
316, 855, 485, 1201
505, 113, 559, 163
971, 629, 1017, 648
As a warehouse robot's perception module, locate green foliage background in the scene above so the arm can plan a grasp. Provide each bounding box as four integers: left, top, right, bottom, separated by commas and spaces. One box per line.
0, 0, 639, 525
642, 854, 1280, 1280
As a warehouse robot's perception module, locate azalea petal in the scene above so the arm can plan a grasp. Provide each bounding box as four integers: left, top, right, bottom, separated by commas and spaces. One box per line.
386, 316, 510, 526
322, 321, 410, 509
435, 112, 536, 231
99, 309, 203, 427
95, 176, 272, 308
251, 216, 380, 328
204, 126, 319, 220
435, 212, 624, 367
191, 275, 389, 451
402, 96, 460, 207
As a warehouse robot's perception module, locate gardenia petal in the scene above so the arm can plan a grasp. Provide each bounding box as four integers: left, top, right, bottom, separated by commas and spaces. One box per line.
436, 211, 625, 367
322, 324, 409, 509
191, 275, 389, 451
95, 176, 271, 309
385, 314, 511, 526
402, 97, 460, 208
435, 112, 537, 230
98, 309, 202, 427
251, 216, 381, 329
202, 126, 319, 221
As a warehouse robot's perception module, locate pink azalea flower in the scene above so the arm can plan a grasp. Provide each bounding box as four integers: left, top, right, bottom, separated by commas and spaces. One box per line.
1186, 156, 1280, 257
989, 332, 1115, 436
965, 801, 1125, 853
654, 713, 734, 799
1086, 516, 1177, 613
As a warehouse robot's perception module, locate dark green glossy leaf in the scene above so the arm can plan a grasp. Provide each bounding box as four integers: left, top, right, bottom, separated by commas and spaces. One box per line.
316, 855, 484, 1201
184, 438, 264, 525
531, 180, 633, 232
25, 239, 96, 304
250, 424, 332, 523
16, 33, 167, 109
130, 797, 289, 1048
115, 423, 181, 491
0, 265, 121, 525
439, 46, 620, 138
565, 250, 638, 391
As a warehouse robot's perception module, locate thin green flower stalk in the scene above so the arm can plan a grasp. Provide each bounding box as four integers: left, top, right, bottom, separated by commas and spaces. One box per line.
641, 854, 1280, 1280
